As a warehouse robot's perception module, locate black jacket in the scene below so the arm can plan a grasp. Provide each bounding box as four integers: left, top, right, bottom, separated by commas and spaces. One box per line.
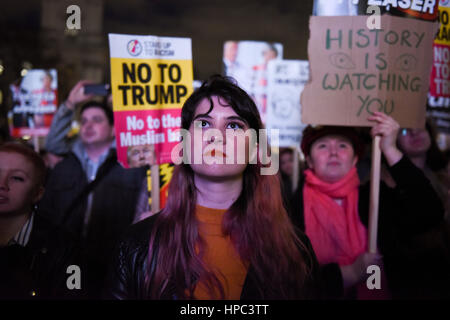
38, 150, 146, 297
289, 156, 445, 298
0, 213, 81, 299
104, 213, 320, 300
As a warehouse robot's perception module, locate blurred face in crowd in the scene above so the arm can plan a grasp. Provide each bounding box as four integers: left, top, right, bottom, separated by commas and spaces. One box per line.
224, 41, 238, 62
80, 107, 114, 148
128, 144, 155, 168
397, 128, 431, 157
306, 135, 358, 183
263, 48, 277, 64
189, 96, 252, 180
0, 152, 44, 217
42, 74, 52, 91
280, 151, 294, 176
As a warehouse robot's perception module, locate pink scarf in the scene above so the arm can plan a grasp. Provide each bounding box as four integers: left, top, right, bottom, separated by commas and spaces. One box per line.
303, 167, 367, 266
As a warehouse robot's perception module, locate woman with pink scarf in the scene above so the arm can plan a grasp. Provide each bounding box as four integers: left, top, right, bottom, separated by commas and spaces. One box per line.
290, 112, 445, 299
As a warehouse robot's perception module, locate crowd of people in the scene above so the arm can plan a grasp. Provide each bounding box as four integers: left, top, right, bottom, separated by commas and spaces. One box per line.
0, 75, 449, 300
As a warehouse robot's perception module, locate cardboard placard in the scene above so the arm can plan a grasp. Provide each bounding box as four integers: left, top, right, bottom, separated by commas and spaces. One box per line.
301, 15, 438, 128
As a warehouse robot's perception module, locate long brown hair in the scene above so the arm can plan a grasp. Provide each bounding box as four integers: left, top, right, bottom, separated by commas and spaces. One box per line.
145, 75, 312, 299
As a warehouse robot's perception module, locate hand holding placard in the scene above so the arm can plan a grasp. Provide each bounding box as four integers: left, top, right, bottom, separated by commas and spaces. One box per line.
368, 111, 403, 166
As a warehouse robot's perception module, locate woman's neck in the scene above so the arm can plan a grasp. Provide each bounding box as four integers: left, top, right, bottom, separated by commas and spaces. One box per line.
0, 212, 31, 246
194, 174, 243, 210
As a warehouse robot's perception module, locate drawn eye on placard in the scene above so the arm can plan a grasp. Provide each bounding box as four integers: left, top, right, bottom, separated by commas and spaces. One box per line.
329, 53, 355, 70
272, 98, 293, 119
394, 54, 417, 72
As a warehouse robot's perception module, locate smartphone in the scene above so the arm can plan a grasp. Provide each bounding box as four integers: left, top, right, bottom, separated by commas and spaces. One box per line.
84, 84, 111, 96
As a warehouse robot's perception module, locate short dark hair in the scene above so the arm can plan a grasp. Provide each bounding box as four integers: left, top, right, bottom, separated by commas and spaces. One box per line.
80, 101, 114, 125
301, 125, 364, 159
0, 142, 47, 188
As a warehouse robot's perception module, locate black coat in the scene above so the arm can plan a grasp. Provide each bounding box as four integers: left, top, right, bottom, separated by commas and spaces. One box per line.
0, 213, 81, 299
104, 213, 320, 300
288, 156, 445, 299
38, 150, 146, 297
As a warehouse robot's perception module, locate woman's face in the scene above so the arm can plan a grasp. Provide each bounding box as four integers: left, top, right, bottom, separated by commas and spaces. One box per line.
188, 96, 252, 180
306, 135, 357, 183
397, 128, 431, 157
0, 152, 43, 217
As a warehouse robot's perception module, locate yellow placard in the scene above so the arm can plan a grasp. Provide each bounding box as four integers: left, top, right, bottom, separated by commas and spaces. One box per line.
111, 58, 193, 112
435, 6, 450, 46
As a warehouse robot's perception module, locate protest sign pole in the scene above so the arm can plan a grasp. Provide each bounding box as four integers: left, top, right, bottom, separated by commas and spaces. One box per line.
367, 135, 381, 253
32, 135, 39, 152
292, 147, 299, 192
151, 164, 160, 214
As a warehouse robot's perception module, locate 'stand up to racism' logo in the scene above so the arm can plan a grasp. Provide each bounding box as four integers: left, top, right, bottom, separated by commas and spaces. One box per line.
127, 40, 143, 56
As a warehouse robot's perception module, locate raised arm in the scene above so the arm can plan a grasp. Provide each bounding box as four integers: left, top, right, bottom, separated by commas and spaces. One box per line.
368, 111, 444, 233
45, 80, 94, 155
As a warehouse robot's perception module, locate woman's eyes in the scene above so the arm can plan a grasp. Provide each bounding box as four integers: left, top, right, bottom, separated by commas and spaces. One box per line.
195, 120, 210, 128
226, 122, 243, 130
316, 143, 350, 149
195, 120, 243, 130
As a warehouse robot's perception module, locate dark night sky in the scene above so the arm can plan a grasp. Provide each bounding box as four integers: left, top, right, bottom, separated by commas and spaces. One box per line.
1, 0, 314, 80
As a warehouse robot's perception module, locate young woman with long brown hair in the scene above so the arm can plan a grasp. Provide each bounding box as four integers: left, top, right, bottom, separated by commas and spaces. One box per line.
105, 75, 317, 299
